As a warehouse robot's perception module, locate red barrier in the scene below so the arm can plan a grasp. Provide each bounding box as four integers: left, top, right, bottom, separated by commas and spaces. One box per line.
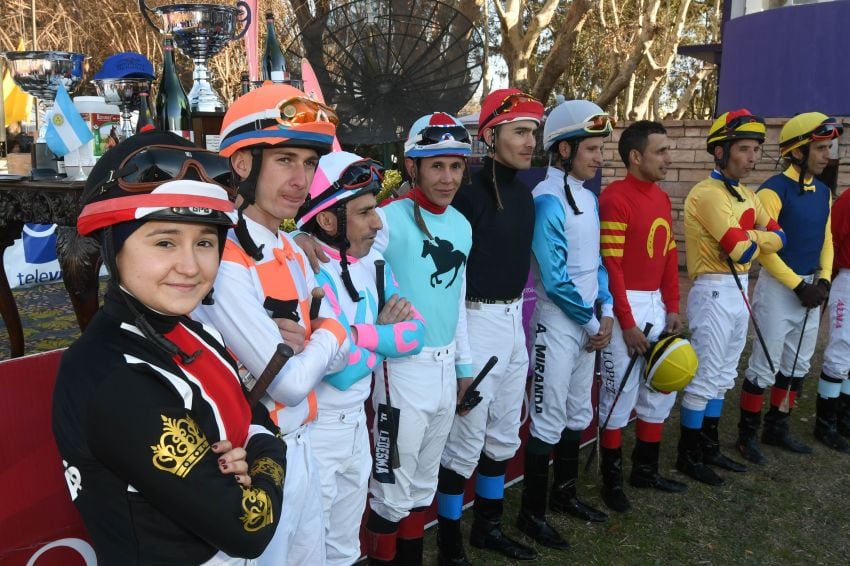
0, 349, 95, 565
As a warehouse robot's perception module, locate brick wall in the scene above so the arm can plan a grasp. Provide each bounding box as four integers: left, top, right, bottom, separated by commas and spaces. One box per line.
600, 118, 850, 267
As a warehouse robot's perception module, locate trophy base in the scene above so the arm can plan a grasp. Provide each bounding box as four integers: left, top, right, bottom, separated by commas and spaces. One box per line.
189, 82, 225, 114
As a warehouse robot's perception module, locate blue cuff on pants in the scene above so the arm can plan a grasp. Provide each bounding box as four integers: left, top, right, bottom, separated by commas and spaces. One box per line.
705, 398, 724, 418
475, 473, 504, 500
681, 407, 705, 429
437, 492, 464, 520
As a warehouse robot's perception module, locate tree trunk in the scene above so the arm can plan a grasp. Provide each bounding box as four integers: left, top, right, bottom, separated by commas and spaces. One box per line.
531, 0, 593, 104
669, 64, 714, 119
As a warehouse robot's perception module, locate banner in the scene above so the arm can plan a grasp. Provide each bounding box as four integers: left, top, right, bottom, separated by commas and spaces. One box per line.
3, 224, 63, 289
0, 350, 94, 565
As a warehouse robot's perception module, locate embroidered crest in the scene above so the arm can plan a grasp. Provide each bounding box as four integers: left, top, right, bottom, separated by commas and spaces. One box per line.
240, 486, 274, 532
150, 415, 210, 478
250, 457, 285, 487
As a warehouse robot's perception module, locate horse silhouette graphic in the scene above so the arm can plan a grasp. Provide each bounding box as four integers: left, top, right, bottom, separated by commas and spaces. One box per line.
422, 237, 466, 288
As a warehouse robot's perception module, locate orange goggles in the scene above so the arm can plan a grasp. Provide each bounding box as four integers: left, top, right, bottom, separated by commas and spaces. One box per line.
275, 96, 339, 127
584, 113, 616, 134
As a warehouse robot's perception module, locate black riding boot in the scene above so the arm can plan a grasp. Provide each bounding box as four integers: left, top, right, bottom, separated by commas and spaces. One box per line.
763, 406, 812, 454
737, 380, 767, 464
701, 416, 747, 472
516, 450, 570, 550
839, 393, 850, 438
676, 425, 723, 486
600, 446, 631, 512
631, 439, 687, 492
814, 395, 850, 453
549, 429, 608, 522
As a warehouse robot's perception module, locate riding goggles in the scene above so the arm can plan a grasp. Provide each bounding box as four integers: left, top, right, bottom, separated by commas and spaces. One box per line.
418, 125, 471, 145
276, 96, 339, 127
106, 145, 234, 193
333, 160, 384, 191
583, 113, 616, 135
482, 92, 540, 129
724, 113, 766, 132
784, 117, 844, 146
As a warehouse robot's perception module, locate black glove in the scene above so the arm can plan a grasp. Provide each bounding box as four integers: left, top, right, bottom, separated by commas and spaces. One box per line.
794, 280, 824, 309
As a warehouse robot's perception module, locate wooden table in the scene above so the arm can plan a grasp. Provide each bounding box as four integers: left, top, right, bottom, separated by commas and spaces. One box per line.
0, 178, 100, 358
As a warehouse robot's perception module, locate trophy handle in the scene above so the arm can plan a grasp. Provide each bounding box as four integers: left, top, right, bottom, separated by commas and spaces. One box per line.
232, 0, 252, 41
138, 0, 162, 33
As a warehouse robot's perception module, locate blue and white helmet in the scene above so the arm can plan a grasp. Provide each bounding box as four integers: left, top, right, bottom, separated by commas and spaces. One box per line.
404, 112, 472, 158
543, 100, 614, 152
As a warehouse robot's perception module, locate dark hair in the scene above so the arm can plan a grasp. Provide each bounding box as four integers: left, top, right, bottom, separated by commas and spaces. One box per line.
618, 120, 667, 167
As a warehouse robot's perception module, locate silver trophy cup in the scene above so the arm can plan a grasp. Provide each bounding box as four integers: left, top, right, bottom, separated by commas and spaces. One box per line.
140, 1, 251, 112
93, 78, 152, 140
0, 50, 86, 179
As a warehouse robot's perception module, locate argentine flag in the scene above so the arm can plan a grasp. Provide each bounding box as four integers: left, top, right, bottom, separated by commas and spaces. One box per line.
44, 83, 93, 157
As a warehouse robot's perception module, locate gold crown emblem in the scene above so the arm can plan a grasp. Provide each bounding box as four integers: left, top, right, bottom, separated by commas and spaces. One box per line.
151, 415, 210, 478
240, 486, 274, 532
250, 457, 285, 487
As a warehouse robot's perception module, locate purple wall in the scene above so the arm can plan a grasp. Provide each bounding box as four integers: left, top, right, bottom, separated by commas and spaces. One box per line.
718, 3, 850, 117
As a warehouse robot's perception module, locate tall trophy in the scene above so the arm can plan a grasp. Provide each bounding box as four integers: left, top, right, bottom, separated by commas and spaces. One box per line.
139, 1, 251, 112
0, 50, 86, 179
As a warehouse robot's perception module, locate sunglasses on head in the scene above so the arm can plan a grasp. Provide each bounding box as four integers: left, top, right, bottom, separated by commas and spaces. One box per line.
111, 145, 234, 193
782, 117, 843, 149
418, 125, 470, 145
485, 92, 539, 127
275, 96, 339, 127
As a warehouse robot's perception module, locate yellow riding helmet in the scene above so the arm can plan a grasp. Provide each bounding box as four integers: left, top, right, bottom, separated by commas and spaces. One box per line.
219, 82, 339, 158
706, 109, 766, 153
644, 335, 699, 394
779, 112, 843, 157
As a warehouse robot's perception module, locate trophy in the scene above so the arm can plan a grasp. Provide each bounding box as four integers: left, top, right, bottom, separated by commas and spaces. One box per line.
93, 78, 152, 140
139, 1, 251, 112
0, 50, 86, 179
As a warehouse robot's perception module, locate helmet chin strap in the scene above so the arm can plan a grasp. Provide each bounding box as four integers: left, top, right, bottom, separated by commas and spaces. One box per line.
234, 148, 266, 261
558, 139, 583, 215
714, 142, 744, 203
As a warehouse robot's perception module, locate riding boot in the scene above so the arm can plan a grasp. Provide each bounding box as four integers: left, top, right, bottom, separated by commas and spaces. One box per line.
396, 508, 426, 566
814, 395, 850, 453
737, 380, 767, 464
630, 439, 687, 492
516, 450, 570, 550
549, 429, 608, 522
701, 416, 747, 472
676, 424, 723, 486
763, 406, 812, 454
437, 466, 470, 566
365, 511, 399, 566
600, 446, 631, 512
839, 393, 850, 438
470, 455, 536, 561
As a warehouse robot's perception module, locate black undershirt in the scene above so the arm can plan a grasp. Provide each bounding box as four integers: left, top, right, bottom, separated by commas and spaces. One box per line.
452, 156, 535, 301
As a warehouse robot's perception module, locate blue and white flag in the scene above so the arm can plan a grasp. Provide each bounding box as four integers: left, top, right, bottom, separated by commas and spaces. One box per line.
44, 83, 93, 157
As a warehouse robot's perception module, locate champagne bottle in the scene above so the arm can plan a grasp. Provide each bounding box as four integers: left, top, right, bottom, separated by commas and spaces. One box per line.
240, 71, 251, 95
261, 12, 290, 83
156, 35, 193, 141
135, 91, 155, 134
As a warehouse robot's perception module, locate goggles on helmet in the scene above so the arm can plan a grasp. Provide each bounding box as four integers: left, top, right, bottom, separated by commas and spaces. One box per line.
484, 92, 539, 128
713, 114, 765, 139
417, 125, 471, 146
108, 145, 233, 192
782, 116, 843, 148
309, 160, 384, 206
275, 96, 339, 127
583, 113, 616, 135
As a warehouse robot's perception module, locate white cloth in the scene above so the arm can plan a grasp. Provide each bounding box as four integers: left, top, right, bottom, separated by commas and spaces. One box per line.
682, 274, 749, 411
823, 269, 850, 380
745, 270, 820, 388
258, 426, 325, 566
528, 300, 595, 442
441, 300, 529, 478
598, 290, 677, 429
311, 404, 371, 566
368, 344, 457, 523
